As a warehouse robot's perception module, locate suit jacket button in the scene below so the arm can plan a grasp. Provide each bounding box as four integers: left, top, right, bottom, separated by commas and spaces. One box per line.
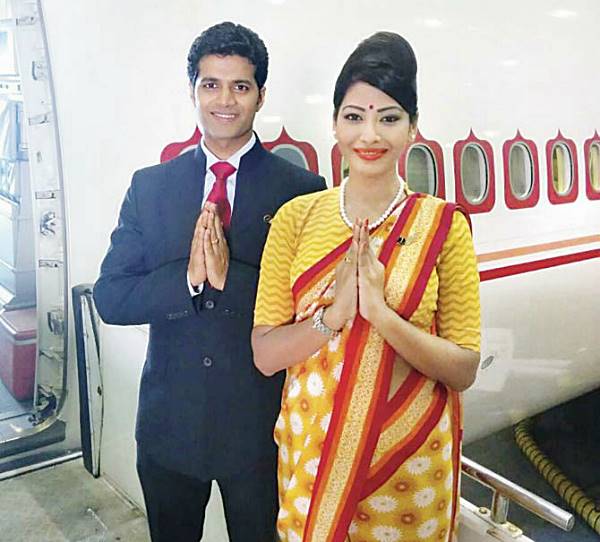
204, 300, 215, 310
202, 356, 213, 367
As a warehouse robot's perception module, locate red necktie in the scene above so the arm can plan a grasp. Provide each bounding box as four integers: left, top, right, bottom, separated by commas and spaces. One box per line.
207, 161, 236, 228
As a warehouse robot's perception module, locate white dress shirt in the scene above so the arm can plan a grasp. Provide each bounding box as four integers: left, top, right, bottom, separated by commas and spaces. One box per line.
187, 133, 257, 296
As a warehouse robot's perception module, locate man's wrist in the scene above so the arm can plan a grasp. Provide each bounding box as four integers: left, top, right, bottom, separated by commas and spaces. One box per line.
187, 271, 204, 296
211, 278, 225, 291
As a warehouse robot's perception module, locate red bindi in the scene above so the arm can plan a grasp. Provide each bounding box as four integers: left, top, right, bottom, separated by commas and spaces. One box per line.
369, 104, 374, 110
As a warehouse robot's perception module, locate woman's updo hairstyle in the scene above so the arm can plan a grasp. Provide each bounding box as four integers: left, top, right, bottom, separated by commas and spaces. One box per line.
333, 32, 418, 123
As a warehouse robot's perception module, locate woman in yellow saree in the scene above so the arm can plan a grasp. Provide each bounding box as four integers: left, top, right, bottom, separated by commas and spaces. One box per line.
252, 32, 480, 542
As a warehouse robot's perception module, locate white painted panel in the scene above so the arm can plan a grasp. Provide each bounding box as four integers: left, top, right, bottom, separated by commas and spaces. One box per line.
98, 324, 146, 508
99, 323, 228, 538
465, 256, 600, 443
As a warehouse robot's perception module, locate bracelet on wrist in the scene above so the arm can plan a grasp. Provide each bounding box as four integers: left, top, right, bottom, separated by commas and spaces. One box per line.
312, 306, 340, 338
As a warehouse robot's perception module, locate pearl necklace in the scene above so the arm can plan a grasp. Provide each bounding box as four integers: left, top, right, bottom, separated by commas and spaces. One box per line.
339, 177, 406, 231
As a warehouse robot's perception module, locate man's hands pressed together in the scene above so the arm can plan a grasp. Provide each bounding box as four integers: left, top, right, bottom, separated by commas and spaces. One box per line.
188, 202, 229, 291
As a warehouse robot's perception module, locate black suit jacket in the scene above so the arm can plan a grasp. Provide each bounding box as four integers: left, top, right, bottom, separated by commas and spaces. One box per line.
93, 138, 326, 479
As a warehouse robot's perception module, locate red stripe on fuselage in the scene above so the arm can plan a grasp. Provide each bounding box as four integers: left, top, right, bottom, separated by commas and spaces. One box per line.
479, 249, 600, 281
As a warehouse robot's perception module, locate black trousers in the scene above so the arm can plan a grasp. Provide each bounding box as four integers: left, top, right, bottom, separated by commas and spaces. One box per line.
136, 449, 278, 542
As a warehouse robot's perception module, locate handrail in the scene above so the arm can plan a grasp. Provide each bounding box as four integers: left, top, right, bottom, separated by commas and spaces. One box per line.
462, 456, 574, 532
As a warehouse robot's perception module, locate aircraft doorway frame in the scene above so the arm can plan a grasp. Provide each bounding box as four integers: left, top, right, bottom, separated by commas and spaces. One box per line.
0, 0, 74, 471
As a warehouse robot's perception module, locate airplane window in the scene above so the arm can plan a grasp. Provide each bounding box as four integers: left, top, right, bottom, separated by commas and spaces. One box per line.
271, 145, 308, 170
461, 144, 488, 204
590, 143, 600, 192
406, 144, 437, 195
330, 144, 347, 186
508, 143, 533, 199
551, 143, 573, 195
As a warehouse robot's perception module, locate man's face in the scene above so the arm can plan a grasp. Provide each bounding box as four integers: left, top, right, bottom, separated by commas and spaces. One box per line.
191, 54, 264, 152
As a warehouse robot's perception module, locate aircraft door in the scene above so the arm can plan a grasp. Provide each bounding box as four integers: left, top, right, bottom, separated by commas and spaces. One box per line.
0, 0, 75, 473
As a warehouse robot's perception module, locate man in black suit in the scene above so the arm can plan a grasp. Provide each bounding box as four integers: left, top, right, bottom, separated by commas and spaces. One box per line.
93, 22, 325, 542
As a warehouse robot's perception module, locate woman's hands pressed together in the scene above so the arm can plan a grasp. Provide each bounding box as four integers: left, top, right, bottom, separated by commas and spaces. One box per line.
357, 219, 386, 324
253, 217, 387, 376
324, 218, 388, 331
322, 220, 359, 331
326, 217, 479, 391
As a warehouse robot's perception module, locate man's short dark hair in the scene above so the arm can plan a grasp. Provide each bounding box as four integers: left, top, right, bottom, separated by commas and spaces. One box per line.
187, 22, 269, 89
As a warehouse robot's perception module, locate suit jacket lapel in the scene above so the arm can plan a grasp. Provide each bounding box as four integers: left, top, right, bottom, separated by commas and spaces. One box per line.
171, 144, 206, 253
229, 138, 268, 233
193, 142, 207, 199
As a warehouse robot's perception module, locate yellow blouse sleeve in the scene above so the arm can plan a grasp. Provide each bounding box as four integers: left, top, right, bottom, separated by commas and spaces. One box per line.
435, 211, 481, 352
254, 200, 297, 327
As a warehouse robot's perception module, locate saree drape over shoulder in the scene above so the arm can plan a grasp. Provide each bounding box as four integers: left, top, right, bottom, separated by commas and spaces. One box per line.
254, 188, 480, 542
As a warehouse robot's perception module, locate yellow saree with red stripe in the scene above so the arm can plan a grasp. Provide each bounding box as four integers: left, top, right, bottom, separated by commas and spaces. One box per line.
257, 191, 477, 542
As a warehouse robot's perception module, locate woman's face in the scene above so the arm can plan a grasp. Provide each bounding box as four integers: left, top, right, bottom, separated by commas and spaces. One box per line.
333, 81, 416, 179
